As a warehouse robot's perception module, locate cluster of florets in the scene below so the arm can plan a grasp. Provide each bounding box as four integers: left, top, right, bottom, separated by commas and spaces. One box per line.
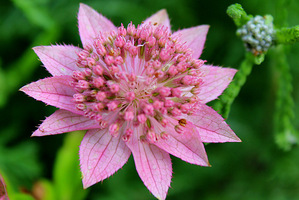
71, 22, 206, 142
237, 15, 274, 55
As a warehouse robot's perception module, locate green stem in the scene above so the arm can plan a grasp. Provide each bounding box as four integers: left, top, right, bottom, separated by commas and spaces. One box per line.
275, 26, 299, 44
213, 52, 255, 118
272, 46, 298, 150
226, 3, 251, 27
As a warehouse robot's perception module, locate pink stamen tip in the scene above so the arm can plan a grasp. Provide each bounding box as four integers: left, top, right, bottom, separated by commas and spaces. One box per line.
125, 92, 135, 101
78, 49, 89, 59
171, 88, 181, 97
176, 62, 187, 72
143, 104, 154, 116
95, 114, 103, 121
160, 131, 169, 140
83, 68, 92, 77
109, 84, 120, 93
124, 111, 134, 121
93, 65, 104, 76
77, 80, 90, 90
72, 71, 85, 80
118, 23, 127, 36
147, 36, 156, 47
115, 36, 126, 47
107, 101, 118, 111
171, 107, 182, 116
153, 100, 164, 110
127, 73, 136, 82
159, 87, 171, 97
109, 65, 120, 74
180, 103, 191, 114
86, 57, 96, 67
160, 118, 169, 127
181, 75, 193, 85
104, 55, 114, 65
94, 103, 104, 111
93, 77, 105, 88
76, 103, 86, 111
159, 48, 171, 61
127, 22, 136, 36
114, 56, 124, 65
146, 129, 158, 143
164, 99, 175, 108
73, 93, 85, 103
95, 91, 106, 101
109, 123, 119, 137
175, 125, 184, 134
137, 114, 147, 124
168, 65, 178, 76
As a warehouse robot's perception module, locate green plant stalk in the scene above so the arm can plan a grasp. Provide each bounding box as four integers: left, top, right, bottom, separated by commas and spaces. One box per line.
272, 46, 298, 150
275, 26, 299, 44
226, 3, 251, 27
213, 52, 255, 118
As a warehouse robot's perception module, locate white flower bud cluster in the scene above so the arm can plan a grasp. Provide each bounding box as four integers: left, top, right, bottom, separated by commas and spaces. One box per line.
237, 15, 274, 55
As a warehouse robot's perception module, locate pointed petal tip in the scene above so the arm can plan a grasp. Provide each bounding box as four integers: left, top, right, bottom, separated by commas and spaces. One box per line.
19, 84, 29, 93
79, 3, 90, 10
82, 179, 93, 189
156, 9, 168, 17
143, 9, 171, 31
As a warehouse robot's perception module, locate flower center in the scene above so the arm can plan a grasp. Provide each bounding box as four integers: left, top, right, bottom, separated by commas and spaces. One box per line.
71, 22, 205, 141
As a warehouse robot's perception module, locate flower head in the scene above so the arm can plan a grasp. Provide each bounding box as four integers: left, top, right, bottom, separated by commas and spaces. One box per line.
237, 15, 274, 55
20, 4, 240, 199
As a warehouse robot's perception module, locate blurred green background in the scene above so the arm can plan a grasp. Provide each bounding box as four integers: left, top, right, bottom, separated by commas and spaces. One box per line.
1, 0, 299, 199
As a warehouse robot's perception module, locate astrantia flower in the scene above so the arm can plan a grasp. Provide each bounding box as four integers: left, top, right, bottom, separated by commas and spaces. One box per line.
21, 4, 240, 199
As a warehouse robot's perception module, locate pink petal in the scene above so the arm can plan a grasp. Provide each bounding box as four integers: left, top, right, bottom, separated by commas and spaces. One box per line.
198, 65, 237, 104
32, 109, 101, 137
142, 9, 171, 32
20, 76, 80, 114
78, 3, 117, 48
186, 104, 241, 143
33, 45, 82, 76
125, 125, 172, 200
151, 117, 210, 166
0, 174, 9, 200
172, 25, 209, 59
79, 128, 131, 188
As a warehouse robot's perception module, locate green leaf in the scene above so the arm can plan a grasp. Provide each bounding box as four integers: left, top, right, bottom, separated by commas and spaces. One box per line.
53, 131, 88, 200
0, 142, 41, 188
12, 0, 56, 30
9, 193, 35, 200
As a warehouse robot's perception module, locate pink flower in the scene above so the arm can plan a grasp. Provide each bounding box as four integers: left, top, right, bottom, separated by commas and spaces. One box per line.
20, 4, 240, 199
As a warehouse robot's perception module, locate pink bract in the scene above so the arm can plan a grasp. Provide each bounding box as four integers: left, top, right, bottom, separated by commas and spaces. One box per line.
20, 3, 240, 200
